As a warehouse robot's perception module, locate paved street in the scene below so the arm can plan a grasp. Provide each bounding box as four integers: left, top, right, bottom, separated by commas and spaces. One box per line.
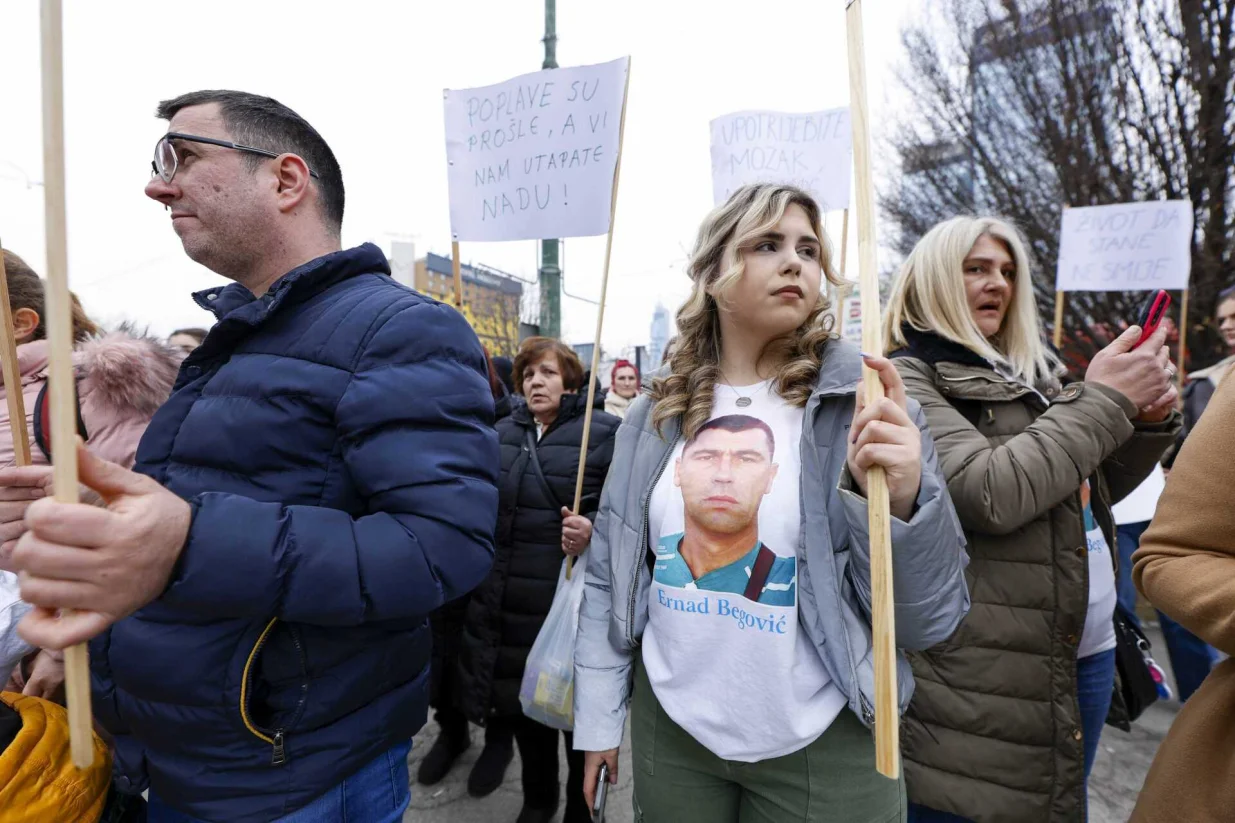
405, 627, 1179, 823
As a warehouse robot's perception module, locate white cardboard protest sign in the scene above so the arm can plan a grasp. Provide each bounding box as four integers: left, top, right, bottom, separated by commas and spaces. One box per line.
710, 108, 852, 212
1055, 201, 1194, 292
444, 57, 629, 243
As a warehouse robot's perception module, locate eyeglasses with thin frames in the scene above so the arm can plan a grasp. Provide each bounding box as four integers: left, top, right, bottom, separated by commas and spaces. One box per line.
151, 132, 321, 184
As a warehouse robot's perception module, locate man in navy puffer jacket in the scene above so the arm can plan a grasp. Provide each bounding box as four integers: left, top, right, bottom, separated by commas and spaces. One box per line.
0, 91, 498, 822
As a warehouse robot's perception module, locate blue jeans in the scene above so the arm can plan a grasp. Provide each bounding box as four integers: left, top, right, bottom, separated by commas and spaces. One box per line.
1117, 521, 1217, 701
1077, 649, 1116, 781
148, 741, 412, 823
909, 650, 1116, 823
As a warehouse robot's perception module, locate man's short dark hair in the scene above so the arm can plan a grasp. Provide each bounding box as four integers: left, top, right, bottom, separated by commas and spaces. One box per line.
685, 414, 775, 459
156, 90, 344, 234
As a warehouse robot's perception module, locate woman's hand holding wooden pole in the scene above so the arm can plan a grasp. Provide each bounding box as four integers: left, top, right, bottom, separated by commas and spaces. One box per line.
845, 0, 899, 780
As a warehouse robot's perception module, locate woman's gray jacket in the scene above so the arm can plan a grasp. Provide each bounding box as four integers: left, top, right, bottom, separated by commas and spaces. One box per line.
572, 339, 971, 752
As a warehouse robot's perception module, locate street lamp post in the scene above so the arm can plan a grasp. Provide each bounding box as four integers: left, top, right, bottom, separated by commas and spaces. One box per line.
537, 0, 562, 339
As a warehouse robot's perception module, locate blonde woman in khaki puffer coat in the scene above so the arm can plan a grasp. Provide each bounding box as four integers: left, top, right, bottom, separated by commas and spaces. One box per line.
884, 217, 1180, 823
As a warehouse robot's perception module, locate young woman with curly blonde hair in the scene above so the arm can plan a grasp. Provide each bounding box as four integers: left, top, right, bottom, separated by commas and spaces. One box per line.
572, 183, 970, 822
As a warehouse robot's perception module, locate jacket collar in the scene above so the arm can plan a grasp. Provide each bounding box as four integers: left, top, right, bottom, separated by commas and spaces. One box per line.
811, 337, 862, 396
889, 325, 991, 370
891, 325, 1060, 403
192, 243, 391, 327
1187, 353, 1235, 385
512, 391, 589, 431
15, 340, 51, 384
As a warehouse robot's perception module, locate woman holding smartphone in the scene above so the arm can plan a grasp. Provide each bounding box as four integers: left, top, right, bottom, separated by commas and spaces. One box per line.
573, 184, 970, 822
883, 216, 1181, 822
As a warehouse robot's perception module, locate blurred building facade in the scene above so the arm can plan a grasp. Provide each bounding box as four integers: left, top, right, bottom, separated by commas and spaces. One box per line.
411, 251, 528, 357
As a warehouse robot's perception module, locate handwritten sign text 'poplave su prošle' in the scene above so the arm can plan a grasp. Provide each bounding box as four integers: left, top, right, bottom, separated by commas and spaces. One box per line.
444, 57, 629, 243
710, 108, 852, 213
1056, 201, 1194, 292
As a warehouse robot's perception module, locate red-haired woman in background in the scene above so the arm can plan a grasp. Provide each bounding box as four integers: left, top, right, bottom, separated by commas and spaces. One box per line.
604, 359, 639, 419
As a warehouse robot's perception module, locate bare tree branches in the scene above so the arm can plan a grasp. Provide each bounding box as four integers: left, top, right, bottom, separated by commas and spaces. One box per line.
883, 0, 1235, 369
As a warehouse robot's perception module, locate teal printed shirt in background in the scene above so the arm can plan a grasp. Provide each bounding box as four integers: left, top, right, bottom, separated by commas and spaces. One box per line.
653, 532, 797, 606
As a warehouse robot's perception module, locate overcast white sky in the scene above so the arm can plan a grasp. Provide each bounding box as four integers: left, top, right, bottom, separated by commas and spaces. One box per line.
0, 0, 917, 352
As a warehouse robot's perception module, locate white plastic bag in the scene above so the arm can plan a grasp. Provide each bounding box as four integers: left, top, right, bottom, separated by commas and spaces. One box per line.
520, 558, 586, 730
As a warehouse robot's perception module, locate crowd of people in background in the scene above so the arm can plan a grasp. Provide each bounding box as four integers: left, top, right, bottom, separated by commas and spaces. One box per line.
0, 87, 1230, 823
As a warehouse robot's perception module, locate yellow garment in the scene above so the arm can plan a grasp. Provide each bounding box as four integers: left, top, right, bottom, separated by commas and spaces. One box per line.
0, 691, 111, 823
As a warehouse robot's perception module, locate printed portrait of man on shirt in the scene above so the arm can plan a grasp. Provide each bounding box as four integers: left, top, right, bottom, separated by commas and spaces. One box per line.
653, 414, 797, 605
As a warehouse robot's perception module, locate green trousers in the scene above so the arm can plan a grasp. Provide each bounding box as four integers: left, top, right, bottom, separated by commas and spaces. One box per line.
631, 655, 906, 823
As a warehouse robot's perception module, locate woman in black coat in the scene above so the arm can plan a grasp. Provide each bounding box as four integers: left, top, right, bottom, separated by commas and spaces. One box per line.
419, 348, 519, 795
459, 337, 619, 823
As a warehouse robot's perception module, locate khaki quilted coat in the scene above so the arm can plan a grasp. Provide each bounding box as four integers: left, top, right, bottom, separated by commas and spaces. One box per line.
892, 329, 1179, 822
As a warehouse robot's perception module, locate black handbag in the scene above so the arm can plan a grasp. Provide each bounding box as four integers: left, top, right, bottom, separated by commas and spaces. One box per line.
1112, 604, 1160, 723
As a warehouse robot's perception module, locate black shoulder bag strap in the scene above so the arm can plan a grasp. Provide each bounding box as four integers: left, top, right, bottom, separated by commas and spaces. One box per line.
33, 378, 89, 462
742, 545, 778, 602
524, 427, 567, 511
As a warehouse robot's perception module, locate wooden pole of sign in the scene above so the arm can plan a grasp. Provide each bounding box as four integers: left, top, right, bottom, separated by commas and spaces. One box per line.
839, 208, 850, 277
0, 247, 32, 466
1053, 206, 1070, 352
1053, 291, 1066, 350
1178, 288, 1190, 383
835, 209, 851, 330
566, 60, 631, 581
451, 241, 464, 308
40, 0, 93, 768
845, 0, 898, 780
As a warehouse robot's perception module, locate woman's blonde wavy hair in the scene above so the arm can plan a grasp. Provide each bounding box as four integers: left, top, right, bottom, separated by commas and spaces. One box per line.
650, 184, 842, 439
883, 216, 1059, 385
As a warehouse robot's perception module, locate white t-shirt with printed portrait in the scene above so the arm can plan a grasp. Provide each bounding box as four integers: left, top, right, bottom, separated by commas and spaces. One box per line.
1079, 480, 1118, 658
642, 380, 846, 762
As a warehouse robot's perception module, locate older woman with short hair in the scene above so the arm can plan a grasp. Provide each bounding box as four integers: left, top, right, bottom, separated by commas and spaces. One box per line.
458, 337, 620, 823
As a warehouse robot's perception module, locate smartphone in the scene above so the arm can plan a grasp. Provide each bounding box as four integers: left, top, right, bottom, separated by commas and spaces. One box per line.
1134, 290, 1172, 349
593, 763, 609, 822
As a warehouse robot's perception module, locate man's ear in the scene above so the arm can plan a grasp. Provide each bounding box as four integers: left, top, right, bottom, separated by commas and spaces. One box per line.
765, 462, 779, 493
12, 307, 39, 343
272, 153, 313, 215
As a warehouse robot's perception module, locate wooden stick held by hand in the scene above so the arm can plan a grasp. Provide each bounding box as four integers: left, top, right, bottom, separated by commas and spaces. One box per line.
566, 60, 631, 581
1053, 290, 1066, 350
845, 0, 899, 780
0, 246, 32, 467
839, 208, 850, 278
40, 0, 94, 768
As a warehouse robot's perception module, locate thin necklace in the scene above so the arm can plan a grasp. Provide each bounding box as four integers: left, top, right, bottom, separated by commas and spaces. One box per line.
718, 368, 761, 408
